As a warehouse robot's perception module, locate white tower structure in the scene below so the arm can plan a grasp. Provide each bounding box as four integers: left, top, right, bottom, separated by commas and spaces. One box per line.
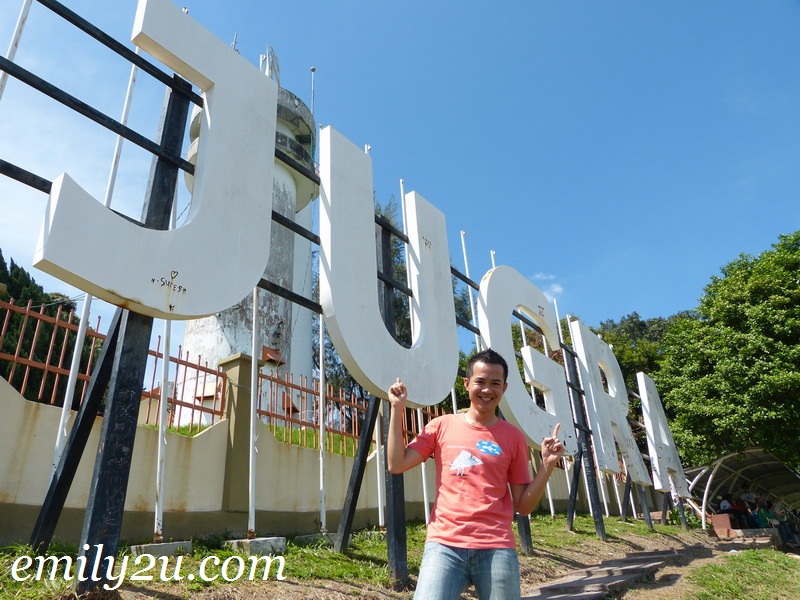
182, 84, 318, 379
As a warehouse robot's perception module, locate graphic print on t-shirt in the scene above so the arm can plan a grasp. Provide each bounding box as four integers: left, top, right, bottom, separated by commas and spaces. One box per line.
449, 449, 483, 476
476, 440, 502, 456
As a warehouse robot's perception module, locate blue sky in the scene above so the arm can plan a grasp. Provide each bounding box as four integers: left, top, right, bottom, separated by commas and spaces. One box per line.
2, 0, 800, 342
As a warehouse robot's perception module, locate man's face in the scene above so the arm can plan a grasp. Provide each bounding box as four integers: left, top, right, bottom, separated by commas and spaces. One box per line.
464, 361, 507, 417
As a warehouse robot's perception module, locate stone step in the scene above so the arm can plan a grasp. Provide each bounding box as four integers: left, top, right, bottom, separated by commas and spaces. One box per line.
522, 551, 681, 600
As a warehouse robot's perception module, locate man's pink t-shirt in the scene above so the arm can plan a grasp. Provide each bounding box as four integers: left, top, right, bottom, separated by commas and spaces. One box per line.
407, 413, 532, 549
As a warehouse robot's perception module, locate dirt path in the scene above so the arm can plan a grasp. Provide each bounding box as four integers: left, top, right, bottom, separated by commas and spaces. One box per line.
99, 528, 730, 600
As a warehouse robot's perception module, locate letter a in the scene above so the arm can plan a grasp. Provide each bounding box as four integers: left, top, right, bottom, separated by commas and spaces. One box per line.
319, 126, 459, 404
637, 372, 690, 497
34, 0, 277, 319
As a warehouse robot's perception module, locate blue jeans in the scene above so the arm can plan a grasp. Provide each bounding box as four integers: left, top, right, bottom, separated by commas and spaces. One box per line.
413, 542, 521, 600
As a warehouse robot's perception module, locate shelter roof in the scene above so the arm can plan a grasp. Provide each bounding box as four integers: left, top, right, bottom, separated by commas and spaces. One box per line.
685, 448, 800, 511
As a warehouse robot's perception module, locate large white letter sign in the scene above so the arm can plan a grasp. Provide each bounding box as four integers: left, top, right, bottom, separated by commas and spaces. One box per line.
637, 372, 690, 497
33, 0, 277, 319
568, 320, 651, 485
319, 126, 459, 405
477, 266, 577, 454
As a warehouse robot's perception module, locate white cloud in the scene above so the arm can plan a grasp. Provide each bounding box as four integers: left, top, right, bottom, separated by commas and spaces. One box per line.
525, 274, 564, 303
542, 283, 564, 303
531, 272, 556, 281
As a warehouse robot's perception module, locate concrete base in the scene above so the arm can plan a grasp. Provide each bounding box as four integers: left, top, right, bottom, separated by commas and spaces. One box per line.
224, 537, 286, 555
129, 541, 192, 557
0, 504, 384, 547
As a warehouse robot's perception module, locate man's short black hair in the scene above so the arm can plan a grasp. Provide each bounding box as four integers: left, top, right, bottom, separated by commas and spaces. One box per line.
466, 349, 508, 382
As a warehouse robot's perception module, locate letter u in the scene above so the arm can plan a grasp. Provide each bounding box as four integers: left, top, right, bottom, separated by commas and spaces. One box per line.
319, 126, 459, 404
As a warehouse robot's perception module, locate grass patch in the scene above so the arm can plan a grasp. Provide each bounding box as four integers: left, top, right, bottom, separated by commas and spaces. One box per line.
283, 525, 428, 585
3, 516, 797, 599
267, 423, 369, 457
1, 542, 77, 600
688, 548, 800, 599
141, 423, 210, 437
0, 517, 673, 599
526, 513, 660, 549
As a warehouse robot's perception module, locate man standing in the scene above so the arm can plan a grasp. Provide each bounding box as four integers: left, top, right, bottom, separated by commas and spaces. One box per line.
388, 349, 565, 600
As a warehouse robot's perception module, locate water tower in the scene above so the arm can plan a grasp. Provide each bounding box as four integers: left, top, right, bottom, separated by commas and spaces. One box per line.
182, 57, 317, 380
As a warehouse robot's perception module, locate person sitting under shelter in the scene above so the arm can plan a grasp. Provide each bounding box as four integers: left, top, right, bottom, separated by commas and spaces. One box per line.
730, 496, 755, 528
740, 484, 756, 505
718, 493, 744, 528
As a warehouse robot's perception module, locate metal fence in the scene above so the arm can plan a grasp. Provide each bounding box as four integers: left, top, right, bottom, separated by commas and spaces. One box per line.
138, 334, 227, 435
0, 298, 102, 405
256, 370, 446, 458
0, 297, 226, 432
1, 297, 440, 454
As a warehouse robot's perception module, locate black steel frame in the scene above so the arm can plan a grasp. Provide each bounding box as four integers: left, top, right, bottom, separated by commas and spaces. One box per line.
0, 0, 629, 593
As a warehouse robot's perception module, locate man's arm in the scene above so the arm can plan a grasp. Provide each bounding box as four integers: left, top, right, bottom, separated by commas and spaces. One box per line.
386, 378, 425, 474
511, 423, 565, 515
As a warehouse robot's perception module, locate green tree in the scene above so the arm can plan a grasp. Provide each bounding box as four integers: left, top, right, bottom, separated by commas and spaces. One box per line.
656, 231, 800, 468
0, 249, 92, 407
592, 310, 695, 410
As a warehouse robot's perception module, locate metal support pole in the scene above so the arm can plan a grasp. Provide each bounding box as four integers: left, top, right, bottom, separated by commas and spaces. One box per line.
611, 474, 624, 517
375, 418, 385, 527
621, 474, 632, 522
383, 399, 408, 590
249, 288, 259, 538
74, 75, 190, 596
598, 473, 611, 517
562, 344, 605, 540
335, 395, 381, 552
155, 181, 178, 543
460, 231, 481, 351
154, 323, 170, 543
318, 320, 327, 532
676, 498, 689, 530
516, 513, 533, 555
76, 310, 155, 595
661, 491, 671, 525
53, 295, 93, 474
637, 485, 654, 531
30, 310, 123, 554
670, 475, 689, 530
566, 446, 583, 531
377, 222, 408, 589
0, 0, 33, 101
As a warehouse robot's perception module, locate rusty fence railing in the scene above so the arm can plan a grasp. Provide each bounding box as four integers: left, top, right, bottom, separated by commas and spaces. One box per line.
1, 297, 444, 453
138, 335, 227, 435
256, 371, 447, 458
0, 298, 226, 432
0, 298, 103, 406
